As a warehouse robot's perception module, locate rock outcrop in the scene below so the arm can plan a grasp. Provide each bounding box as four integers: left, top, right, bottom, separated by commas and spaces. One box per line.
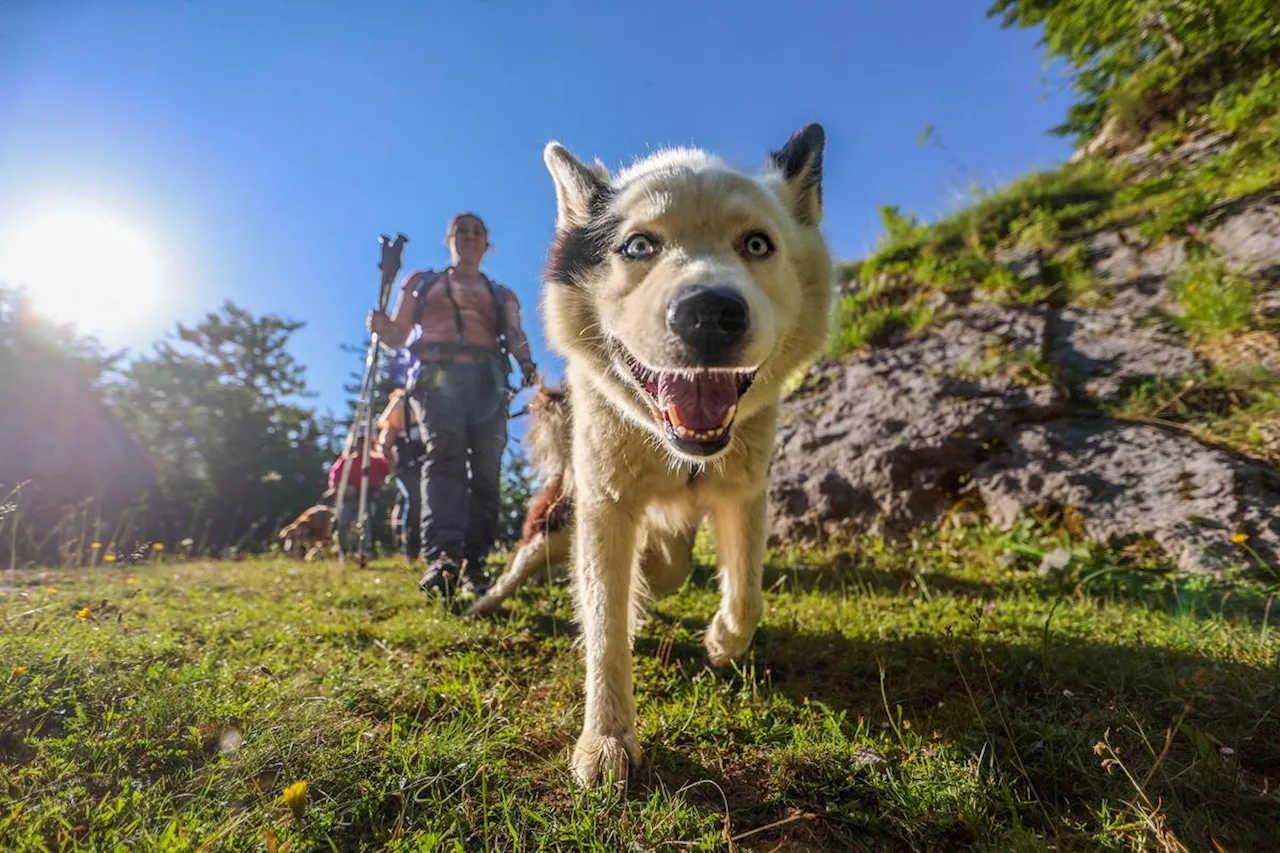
768, 195, 1280, 576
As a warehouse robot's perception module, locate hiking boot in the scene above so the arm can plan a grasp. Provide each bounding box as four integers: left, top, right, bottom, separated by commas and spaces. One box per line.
418, 555, 461, 599
456, 558, 491, 599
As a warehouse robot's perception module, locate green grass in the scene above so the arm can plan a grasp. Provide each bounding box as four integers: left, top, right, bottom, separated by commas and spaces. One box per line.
832, 71, 1280, 362
3, 520, 1278, 852
1105, 364, 1280, 465
944, 342, 1064, 392
831, 298, 936, 357
1168, 258, 1259, 342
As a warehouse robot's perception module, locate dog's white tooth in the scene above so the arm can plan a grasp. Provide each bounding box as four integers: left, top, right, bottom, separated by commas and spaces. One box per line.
720, 405, 737, 428
668, 408, 684, 429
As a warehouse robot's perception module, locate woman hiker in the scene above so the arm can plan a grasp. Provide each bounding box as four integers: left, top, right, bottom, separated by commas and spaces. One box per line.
368, 212, 538, 601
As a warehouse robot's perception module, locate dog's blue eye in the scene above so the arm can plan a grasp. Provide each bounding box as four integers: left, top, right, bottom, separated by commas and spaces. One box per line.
741, 231, 774, 259
619, 233, 659, 260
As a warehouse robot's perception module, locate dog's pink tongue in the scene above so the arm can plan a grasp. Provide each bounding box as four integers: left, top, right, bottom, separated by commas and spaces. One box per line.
658, 372, 738, 431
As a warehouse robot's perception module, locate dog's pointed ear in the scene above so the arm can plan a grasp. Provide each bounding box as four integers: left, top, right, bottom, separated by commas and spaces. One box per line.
545, 141, 609, 229
768, 122, 825, 226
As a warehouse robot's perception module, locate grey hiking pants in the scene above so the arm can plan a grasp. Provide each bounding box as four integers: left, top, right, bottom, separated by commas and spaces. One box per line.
411, 357, 509, 566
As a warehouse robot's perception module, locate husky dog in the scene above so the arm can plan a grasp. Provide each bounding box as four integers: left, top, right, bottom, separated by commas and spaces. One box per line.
503, 124, 833, 787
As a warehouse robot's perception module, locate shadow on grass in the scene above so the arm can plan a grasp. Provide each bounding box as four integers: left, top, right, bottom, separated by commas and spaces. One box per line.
713, 622, 1278, 850
750, 556, 1280, 631
628, 742, 863, 851
474, 563, 1279, 848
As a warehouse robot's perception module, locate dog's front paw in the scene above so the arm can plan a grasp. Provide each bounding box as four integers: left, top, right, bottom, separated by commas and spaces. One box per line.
705, 612, 755, 667
571, 731, 641, 788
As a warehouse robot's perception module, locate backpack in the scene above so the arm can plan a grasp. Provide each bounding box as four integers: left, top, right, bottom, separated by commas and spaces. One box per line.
409, 268, 514, 384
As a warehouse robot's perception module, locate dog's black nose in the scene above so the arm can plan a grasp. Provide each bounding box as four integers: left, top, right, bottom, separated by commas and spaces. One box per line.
666, 285, 749, 362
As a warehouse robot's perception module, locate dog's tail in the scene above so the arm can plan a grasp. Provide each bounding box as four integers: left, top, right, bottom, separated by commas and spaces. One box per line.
524, 383, 573, 489
466, 383, 575, 617
466, 526, 571, 617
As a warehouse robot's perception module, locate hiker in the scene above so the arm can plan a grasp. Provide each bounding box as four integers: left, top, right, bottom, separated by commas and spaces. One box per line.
368, 212, 537, 600
326, 435, 392, 552
376, 387, 425, 563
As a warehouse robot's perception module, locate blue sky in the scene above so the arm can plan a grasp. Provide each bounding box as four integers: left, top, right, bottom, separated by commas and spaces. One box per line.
0, 0, 1075, 427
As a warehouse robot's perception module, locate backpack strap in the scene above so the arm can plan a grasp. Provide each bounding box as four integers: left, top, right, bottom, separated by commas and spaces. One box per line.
440, 270, 468, 345
481, 274, 512, 362
409, 269, 444, 327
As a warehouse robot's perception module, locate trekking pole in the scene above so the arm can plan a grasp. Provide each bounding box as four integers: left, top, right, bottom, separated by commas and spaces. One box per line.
333, 343, 379, 564
352, 233, 408, 566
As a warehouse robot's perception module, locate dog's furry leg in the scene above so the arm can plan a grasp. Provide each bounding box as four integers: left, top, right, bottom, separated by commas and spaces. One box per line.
570, 498, 642, 787
705, 491, 767, 666
638, 525, 697, 599
466, 528, 570, 617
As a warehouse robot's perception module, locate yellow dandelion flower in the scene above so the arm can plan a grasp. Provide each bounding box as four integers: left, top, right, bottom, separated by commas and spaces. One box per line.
48, 586, 59, 593
152, 543, 165, 551
1231, 532, 1249, 544
12, 665, 26, 676
75, 606, 93, 620
282, 779, 308, 817
104, 554, 116, 563
90, 542, 102, 550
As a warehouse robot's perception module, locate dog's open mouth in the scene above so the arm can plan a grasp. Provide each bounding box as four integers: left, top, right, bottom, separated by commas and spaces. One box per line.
616, 348, 756, 456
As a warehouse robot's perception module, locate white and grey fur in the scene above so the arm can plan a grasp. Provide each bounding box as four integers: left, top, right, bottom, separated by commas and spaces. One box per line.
487, 124, 833, 787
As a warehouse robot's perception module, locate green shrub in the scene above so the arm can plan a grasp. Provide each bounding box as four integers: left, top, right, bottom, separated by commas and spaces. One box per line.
1169, 259, 1257, 340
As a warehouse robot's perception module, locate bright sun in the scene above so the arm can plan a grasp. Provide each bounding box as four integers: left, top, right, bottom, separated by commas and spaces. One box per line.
0, 205, 167, 337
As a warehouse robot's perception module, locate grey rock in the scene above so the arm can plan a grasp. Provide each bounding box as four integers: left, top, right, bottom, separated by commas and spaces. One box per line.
851, 747, 883, 766
1257, 287, 1280, 319
765, 179, 1280, 578
1085, 231, 1187, 288
1209, 199, 1280, 278
768, 304, 1062, 543
993, 245, 1044, 289
972, 419, 1280, 574
1054, 230, 1200, 400
1038, 548, 1073, 577
1118, 125, 1234, 181
1051, 305, 1203, 400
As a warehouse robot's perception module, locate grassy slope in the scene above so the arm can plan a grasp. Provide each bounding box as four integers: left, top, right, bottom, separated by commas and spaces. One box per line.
830, 71, 1280, 465
2, 522, 1278, 852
